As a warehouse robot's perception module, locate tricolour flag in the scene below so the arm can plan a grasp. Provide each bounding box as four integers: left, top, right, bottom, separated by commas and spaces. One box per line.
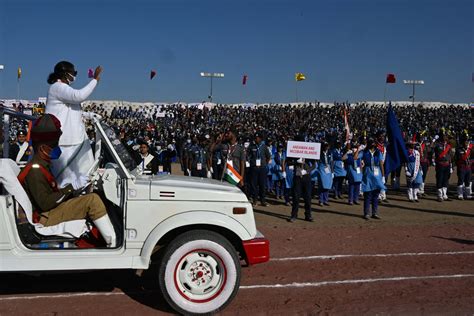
223, 163, 242, 185
385, 102, 409, 175
295, 73, 306, 81
386, 73, 396, 83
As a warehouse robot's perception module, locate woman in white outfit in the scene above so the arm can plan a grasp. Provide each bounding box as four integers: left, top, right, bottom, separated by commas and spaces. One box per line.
45, 61, 102, 189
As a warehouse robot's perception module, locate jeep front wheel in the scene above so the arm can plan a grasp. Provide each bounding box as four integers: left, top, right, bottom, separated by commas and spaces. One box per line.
158, 230, 241, 315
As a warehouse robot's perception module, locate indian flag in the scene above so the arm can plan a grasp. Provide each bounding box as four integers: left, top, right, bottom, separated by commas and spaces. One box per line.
223, 163, 242, 185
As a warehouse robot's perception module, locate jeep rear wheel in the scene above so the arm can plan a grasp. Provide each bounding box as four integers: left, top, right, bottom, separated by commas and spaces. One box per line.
158, 230, 241, 315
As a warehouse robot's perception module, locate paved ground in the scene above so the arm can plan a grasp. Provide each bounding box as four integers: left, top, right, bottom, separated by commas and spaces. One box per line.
0, 167, 473, 315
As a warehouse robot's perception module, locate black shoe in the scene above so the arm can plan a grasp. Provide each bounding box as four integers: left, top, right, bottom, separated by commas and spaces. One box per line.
261, 202, 268, 207
318, 202, 323, 207
305, 217, 314, 222
363, 214, 370, 220
284, 202, 290, 206
288, 217, 297, 223
323, 202, 330, 206
348, 201, 353, 205
414, 199, 420, 203
354, 201, 360, 205
371, 214, 381, 219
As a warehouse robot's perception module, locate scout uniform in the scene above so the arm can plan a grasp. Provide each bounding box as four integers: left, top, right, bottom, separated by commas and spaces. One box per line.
248, 133, 271, 205
344, 146, 363, 205
331, 144, 347, 199
316, 146, 333, 206
189, 142, 210, 178
405, 144, 423, 202
361, 145, 386, 219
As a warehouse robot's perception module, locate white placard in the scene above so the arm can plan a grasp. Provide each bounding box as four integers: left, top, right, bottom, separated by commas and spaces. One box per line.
286, 141, 321, 160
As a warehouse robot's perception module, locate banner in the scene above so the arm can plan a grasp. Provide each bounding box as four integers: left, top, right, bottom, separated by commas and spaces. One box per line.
286, 141, 321, 159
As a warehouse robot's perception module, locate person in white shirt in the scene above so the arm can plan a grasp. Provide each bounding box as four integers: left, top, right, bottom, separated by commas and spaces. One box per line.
45, 61, 102, 189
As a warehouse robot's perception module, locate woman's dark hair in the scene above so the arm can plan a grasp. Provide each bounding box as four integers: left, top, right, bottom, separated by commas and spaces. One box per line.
47, 61, 76, 84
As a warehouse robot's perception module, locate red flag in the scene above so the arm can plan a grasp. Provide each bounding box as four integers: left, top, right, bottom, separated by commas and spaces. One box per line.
242, 75, 247, 85
150, 70, 156, 80
386, 73, 396, 84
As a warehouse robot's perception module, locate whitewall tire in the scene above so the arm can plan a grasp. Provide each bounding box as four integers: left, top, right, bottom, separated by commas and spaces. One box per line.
159, 230, 241, 315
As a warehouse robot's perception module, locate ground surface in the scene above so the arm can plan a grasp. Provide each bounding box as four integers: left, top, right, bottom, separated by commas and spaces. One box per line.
1, 165, 473, 315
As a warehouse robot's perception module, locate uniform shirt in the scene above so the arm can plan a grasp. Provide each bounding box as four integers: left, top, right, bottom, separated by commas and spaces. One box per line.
20, 156, 74, 213
225, 143, 246, 174
9, 141, 30, 163
247, 142, 271, 168
46, 79, 98, 146
455, 144, 473, 171
190, 145, 209, 170
212, 143, 229, 166
433, 141, 453, 166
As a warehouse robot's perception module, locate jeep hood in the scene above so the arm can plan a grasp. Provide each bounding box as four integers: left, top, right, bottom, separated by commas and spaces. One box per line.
133, 175, 249, 202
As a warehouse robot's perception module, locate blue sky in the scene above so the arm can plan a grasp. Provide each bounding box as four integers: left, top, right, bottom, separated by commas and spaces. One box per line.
0, 0, 472, 103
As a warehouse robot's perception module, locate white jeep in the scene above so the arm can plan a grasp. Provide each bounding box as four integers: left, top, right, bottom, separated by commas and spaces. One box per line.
0, 118, 269, 315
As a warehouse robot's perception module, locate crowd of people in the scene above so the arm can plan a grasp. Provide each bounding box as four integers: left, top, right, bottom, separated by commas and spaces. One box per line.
3, 100, 473, 221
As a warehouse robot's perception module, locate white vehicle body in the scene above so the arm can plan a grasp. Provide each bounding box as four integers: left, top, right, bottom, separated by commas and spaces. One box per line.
0, 116, 269, 314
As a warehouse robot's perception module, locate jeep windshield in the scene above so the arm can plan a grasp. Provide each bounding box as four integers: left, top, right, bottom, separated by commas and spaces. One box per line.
100, 121, 137, 173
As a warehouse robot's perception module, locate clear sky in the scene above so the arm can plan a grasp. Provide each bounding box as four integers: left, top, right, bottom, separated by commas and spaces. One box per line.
0, 0, 472, 103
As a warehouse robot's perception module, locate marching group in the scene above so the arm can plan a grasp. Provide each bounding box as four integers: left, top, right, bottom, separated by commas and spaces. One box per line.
3, 101, 473, 222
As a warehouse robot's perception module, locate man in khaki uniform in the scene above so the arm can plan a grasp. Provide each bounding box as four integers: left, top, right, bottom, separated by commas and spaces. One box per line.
18, 114, 116, 247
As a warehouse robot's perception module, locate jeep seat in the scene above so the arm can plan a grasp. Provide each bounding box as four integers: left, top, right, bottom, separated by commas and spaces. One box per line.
0, 158, 88, 241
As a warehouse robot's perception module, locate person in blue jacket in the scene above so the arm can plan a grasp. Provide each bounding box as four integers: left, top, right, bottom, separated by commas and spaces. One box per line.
317, 142, 333, 206
405, 141, 423, 202
361, 138, 386, 220
282, 148, 294, 206
331, 141, 347, 199
343, 141, 363, 205
273, 144, 285, 200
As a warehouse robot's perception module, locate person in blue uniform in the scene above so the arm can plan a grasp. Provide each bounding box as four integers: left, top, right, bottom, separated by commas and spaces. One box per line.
282, 147, 294, 206
248, 132, 271, 206
343, 141, 363, 205
273, 144, 285, 200
317, 142, 333, 206
331, 141, 347, 199
266, 138, 276, 195
188, 136, 210, 178
405, 141, 423, 202
361, 138, 386, 220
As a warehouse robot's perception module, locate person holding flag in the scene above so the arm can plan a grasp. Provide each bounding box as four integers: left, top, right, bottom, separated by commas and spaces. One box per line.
223, 128, 246, 188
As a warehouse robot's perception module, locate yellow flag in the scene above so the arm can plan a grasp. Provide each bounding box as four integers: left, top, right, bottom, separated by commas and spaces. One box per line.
17, 67, 22, 80
295, 73, 306, 81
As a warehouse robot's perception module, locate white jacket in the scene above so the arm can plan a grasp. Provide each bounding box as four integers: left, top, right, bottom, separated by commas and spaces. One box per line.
45, 79, 97, 146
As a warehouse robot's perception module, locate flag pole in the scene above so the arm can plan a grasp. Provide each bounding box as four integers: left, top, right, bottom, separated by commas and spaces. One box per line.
383, 82, 387, 106
17, 78, 20, 102
295, 80, 298, 103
